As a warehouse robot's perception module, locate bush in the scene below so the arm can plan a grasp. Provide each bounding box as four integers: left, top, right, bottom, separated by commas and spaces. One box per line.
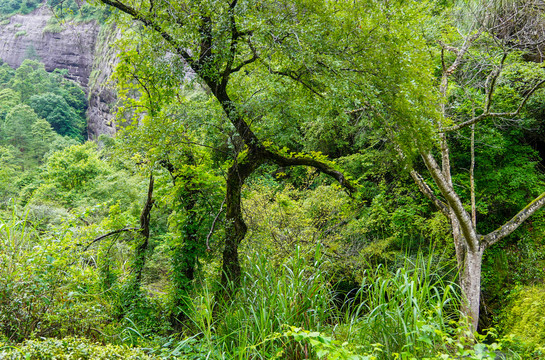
0, 206, 113, 342
502, 285, 545, 347
0, 337, 159, 359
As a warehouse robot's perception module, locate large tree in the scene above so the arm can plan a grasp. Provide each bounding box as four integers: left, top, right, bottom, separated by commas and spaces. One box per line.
95, 0, 356, 299
401, 5, 545, 329
94, 0, 545, 330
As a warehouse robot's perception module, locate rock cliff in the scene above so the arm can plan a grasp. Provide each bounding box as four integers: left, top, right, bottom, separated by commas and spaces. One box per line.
0, 4, 117, 139
87, 22, 119, 139
0, 5, 99, 87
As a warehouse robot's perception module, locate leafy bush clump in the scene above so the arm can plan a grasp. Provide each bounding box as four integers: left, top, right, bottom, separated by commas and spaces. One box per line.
0, 337, 159, 359
502, 285, 545, 347
0, 206, 114, 342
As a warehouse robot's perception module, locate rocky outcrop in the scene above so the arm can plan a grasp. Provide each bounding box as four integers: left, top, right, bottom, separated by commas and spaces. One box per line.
0, 4, 119, 139
0, 5, 99, 87
87, 22, 120, 139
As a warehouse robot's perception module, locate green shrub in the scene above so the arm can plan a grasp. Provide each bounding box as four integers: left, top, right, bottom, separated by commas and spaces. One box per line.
43, 22, 63, 33
0, 206, 113, 342
502, 285, 545, 347
0, 337, 159, 359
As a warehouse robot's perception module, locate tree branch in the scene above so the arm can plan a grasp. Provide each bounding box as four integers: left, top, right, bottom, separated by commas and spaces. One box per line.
206, 198, 226, 251
445, 78, 545, 132
438, 40, 460, 55
198, 15, 213, 66
99, 0, 196, 69
444, 29, 483, 77
483, 52, 508, 113
268, 68, 324, 98
83, 227, 140, 251
229, 37, 258, 75
483, 191, 545, 247
409, 169, 449, 216
84, 175, 155, 252
420, 151, 479, 251
263, 149, 356, 193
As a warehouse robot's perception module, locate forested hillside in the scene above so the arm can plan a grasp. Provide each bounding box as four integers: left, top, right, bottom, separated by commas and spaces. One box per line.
1, 0, 545, 359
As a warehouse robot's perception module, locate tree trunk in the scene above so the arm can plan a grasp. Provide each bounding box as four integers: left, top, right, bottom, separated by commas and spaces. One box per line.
134, 174, 154, 285
171, 190, 202, 325
219, 150, 263, 299
452, 219, 484, 331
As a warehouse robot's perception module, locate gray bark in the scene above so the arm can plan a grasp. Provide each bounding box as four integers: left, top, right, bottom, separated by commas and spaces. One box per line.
457, 238, 484, 331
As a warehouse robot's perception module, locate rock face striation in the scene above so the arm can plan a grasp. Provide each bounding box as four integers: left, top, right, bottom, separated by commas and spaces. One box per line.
86, 22, 120, 139
0, 4, 117, 138
0, 5, 99, 87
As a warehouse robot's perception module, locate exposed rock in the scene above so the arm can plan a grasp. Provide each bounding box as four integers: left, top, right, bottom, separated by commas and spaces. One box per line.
0, 5, 99, 87
0, 4, 120, 139
87, 22, 120, 139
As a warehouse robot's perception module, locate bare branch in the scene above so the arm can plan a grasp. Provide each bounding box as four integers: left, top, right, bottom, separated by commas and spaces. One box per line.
438, 40, 460, 55
206, 198, 226, 251
483, 191, 545, 247
83, 227, 140, 251
445, 78, 545, 132
421, 151, 479, 251
409, 169, 449, 216
483, 52, 507, 113
444, 29, 483, 78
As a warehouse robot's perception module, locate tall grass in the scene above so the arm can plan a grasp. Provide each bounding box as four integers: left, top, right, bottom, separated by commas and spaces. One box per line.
181, 245, 336, 359
342, 252, 461, 359
179, 248, 461, 359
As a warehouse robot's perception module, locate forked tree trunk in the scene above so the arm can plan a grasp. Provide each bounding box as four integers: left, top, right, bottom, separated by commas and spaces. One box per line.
452, 218, 484, 331
459, 247, 484, 331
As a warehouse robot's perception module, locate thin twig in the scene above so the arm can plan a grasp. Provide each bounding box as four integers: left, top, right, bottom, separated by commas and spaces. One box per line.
206, 198, 226, 251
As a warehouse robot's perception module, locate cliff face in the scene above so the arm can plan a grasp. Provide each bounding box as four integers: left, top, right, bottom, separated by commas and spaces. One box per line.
87, 22, 120, 139
0, 4, 117, 139
0, 6, 99, 87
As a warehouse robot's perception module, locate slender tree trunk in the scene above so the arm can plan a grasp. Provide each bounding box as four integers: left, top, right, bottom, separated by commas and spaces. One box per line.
451, 216, 465, 268
470, 124, 476, 226
134, 174, 154, 285
171, 190, 201, 325
450, 212, 483, 331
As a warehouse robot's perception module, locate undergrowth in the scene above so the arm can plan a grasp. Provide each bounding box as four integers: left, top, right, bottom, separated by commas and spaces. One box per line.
0, 209, 542, 359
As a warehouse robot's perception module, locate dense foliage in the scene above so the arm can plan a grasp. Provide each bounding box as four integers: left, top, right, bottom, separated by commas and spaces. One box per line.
0, 0, 40, 17
0, 0, 545, 359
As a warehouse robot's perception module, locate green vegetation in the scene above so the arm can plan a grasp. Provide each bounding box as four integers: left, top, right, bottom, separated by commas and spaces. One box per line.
0, 59, 86, 175
46, 0, 108, 24
1, 0, 545, 359
0, 0, 40, 18
502, 285, 545, 347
